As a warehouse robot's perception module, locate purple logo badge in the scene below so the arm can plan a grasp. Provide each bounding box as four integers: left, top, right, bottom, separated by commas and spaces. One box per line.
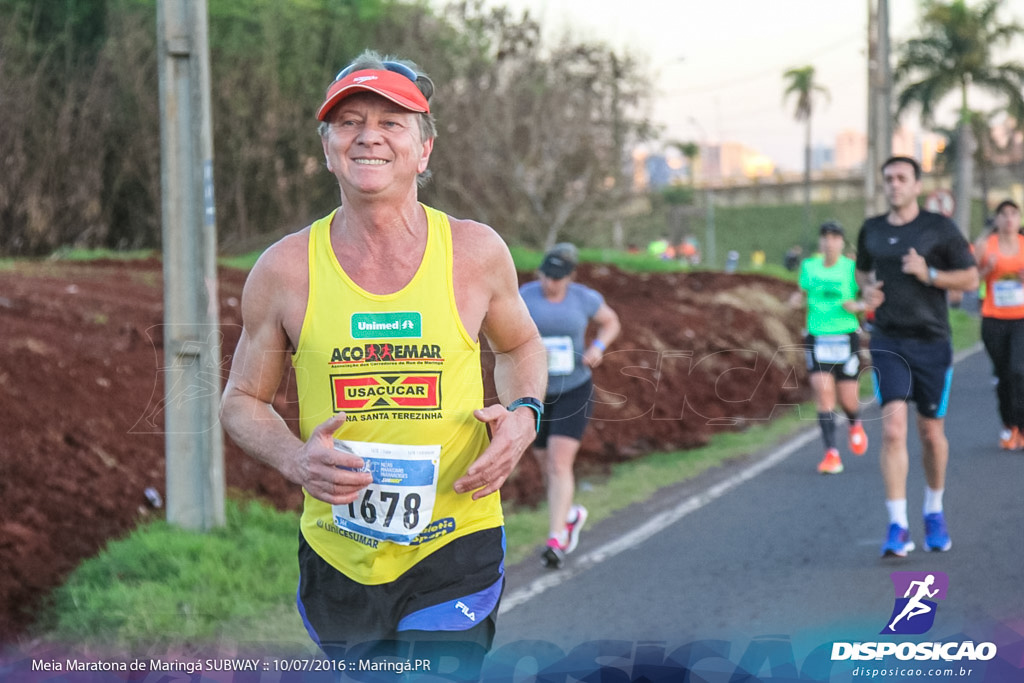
882, 571, 948, 635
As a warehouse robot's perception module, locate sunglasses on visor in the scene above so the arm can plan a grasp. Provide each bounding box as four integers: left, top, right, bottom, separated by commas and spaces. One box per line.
334, 60, 419, 84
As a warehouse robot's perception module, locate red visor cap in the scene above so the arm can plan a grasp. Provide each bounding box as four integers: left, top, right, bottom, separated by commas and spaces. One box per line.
316, 69, 430, 121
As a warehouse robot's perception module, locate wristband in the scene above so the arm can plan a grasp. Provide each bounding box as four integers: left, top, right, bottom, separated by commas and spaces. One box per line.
507, 397, 544, 433
591, 339, 606, 352
927, 266, 938, 285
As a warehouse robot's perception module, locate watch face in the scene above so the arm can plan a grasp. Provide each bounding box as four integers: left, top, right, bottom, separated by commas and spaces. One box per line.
510, 398, 542, 412
508, 398, 544, 432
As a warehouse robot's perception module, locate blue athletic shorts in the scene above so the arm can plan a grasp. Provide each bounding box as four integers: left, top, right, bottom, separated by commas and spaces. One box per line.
297, 526, 504, 670
868, 333, 953, 419
535, 378, 594, 446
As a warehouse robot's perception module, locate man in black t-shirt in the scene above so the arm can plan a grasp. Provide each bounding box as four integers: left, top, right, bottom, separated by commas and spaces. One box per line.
855, 156, 978, 558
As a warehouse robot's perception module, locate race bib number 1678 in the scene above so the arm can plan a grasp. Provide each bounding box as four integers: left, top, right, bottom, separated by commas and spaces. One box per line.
331, 439, 441, 545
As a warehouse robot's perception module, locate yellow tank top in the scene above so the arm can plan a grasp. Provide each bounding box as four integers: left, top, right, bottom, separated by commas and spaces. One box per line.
293, 205, 502, 584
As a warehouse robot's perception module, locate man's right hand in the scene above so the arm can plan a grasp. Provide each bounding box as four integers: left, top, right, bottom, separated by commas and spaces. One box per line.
293, 412, 374, 505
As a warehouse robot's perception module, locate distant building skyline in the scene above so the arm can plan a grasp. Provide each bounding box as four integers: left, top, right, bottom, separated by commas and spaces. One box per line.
633, 120, 1018, 191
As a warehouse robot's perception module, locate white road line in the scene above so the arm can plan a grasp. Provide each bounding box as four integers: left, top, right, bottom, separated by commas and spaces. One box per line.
499, 427, 820, 614
500, 343, 985, 615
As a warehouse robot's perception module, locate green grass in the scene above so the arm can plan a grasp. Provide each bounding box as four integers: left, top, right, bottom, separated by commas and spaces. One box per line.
46, 247, 159, 261
13, 245, 259, 272
616, 199, 865, 270
950, 306, 981, 350
713, 200, 866, 262
38, 500, 304, 651
622, 198, 992, 270
218, 251, 263, 271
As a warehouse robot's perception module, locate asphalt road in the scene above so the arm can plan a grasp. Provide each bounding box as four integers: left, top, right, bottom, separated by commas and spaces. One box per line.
486, 344, 1024, 682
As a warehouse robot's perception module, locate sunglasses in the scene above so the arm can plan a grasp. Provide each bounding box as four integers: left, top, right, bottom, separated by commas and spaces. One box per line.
334, 60, 419, 84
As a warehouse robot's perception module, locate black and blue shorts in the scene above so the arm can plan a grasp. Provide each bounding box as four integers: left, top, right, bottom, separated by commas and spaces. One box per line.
297, 526, 504, 675
868, 332, 953, 419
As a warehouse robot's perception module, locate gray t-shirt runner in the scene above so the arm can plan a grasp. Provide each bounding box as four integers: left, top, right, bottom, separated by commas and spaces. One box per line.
520, 280, 603, 396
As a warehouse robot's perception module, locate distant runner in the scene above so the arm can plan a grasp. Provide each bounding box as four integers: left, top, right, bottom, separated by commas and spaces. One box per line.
520, 243, 620, 569
974, 199, 1024, 451
856, 156, 978, 558
791, 220, 868, 475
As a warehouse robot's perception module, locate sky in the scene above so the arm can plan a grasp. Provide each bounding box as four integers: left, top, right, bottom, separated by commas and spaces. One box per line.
479, 0, 1024, 171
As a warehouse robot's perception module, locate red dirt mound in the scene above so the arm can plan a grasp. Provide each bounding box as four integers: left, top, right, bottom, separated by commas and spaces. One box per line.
0, 258, 808, 642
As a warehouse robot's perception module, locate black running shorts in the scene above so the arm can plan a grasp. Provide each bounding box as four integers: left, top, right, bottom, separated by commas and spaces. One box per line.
297, 526, 504, 675
534, 378, 594, 447
804, 331, 862, 380
868, 333, 953, 419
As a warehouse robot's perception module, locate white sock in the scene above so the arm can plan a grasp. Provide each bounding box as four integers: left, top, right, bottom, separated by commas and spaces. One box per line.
923, 488, 944, 515
886, 499, 909, 529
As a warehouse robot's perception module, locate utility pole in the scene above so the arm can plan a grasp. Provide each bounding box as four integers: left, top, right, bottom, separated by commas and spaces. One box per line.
156, 0, 224, 530
952, 108, 975, 239
689, 117, 716, 268
610, 52, 626, 251
704, 184, 716, 269
866, 0, 892, 217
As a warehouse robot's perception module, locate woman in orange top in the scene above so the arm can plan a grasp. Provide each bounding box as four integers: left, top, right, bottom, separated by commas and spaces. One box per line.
974, 200, 1024, 450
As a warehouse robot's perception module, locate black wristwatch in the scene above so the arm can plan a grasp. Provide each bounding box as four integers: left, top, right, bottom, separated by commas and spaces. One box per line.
507, 397, 544, 433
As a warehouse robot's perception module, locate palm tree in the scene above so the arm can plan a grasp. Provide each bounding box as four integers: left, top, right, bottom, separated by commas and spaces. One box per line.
663, 140, 700, 244
894, 0, 1024, 237
669, 141, 701, 183
931, 108, 1011, 208
782, 65, 830, 246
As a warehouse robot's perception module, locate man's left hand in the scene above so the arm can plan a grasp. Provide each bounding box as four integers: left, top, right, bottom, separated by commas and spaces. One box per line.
454, 404, 535, 500
902, 247, 929, 282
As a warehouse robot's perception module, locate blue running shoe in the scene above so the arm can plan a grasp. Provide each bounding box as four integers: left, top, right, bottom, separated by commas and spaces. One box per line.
881, 523, 915, 557
924, 512, 952, 552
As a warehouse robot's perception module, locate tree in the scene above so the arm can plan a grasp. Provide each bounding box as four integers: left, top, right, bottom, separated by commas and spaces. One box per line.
206, 0, 396, 249
782, 65, 829, 246
894, 0, 1024, 237
668, 140, 701, 184
661, 141, 700, 244
931, 108, 1017, 209
0, 0, 653, 254
424, 1, 655, 248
